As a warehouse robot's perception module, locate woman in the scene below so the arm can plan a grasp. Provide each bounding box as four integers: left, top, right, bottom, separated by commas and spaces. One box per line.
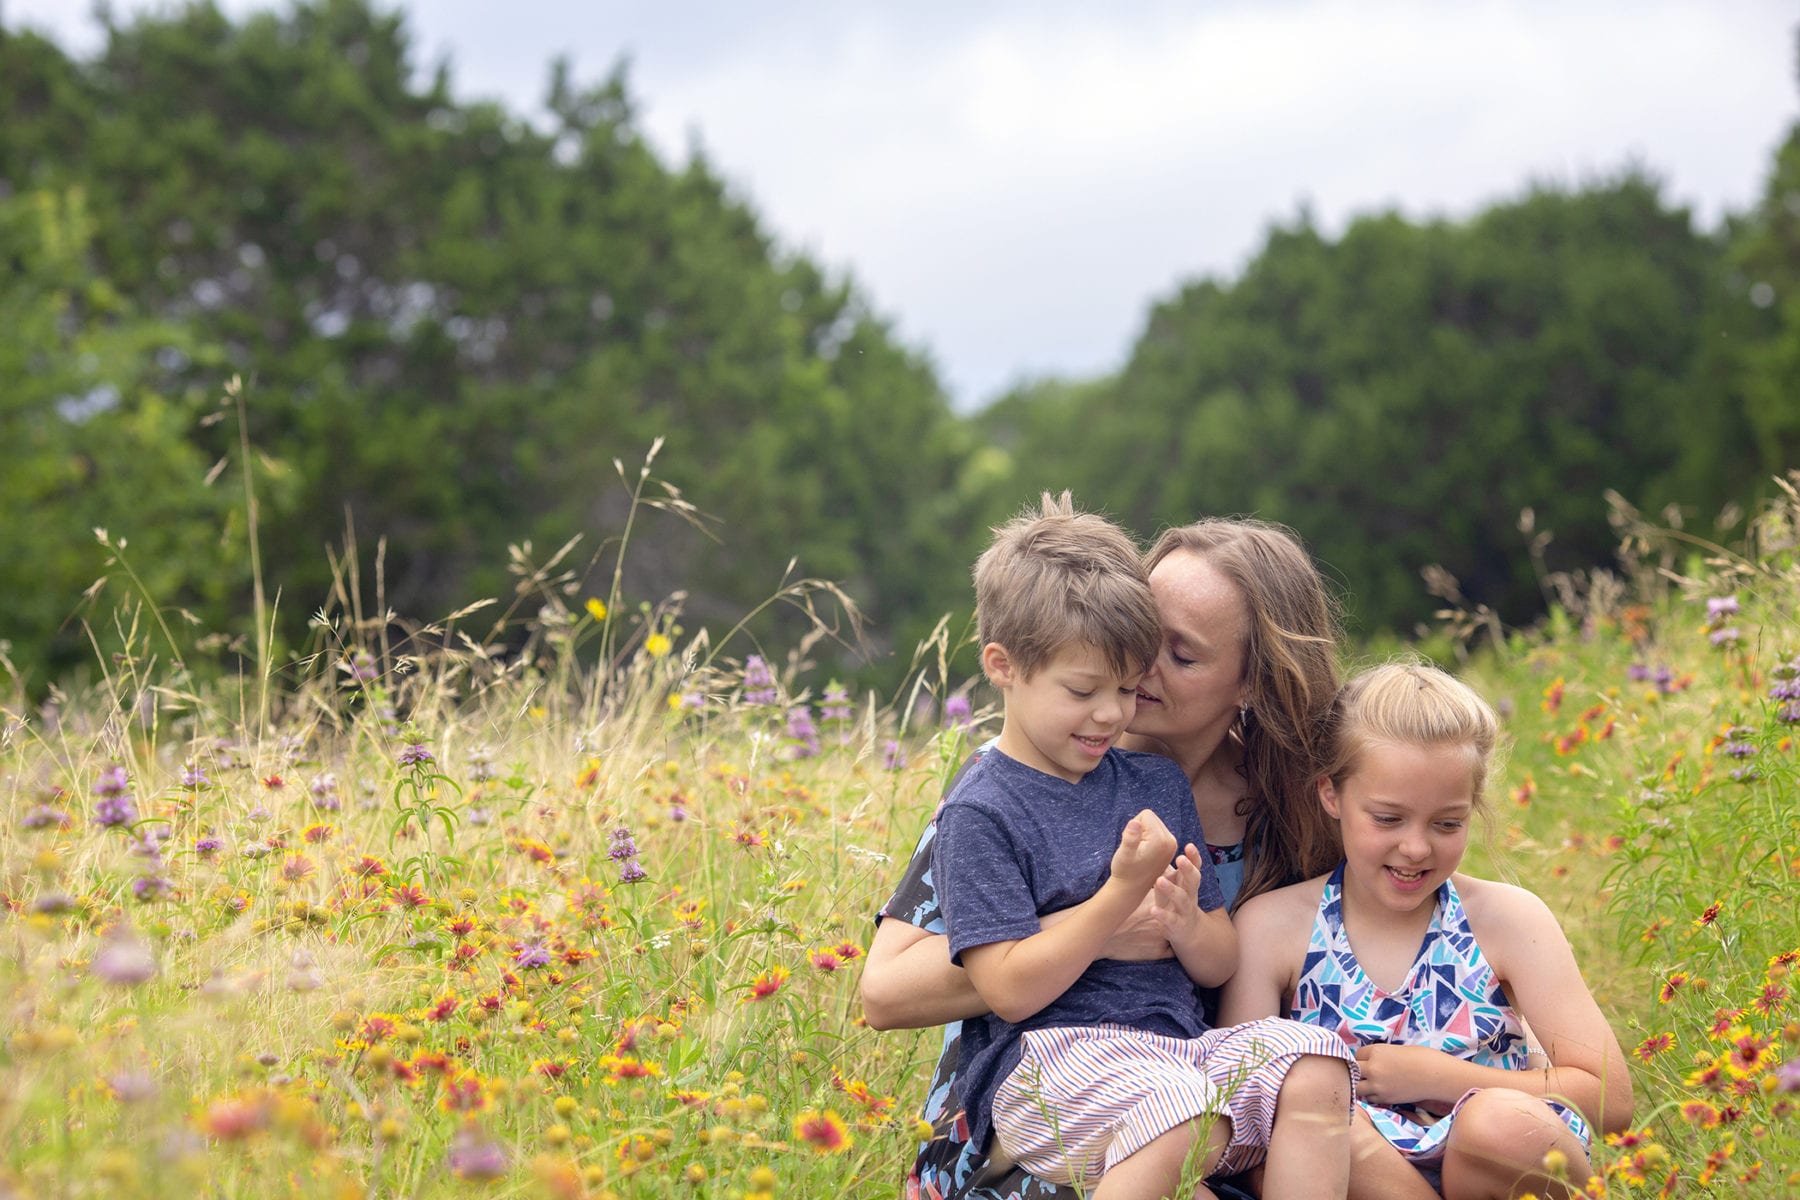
862, 518, 1346, 1200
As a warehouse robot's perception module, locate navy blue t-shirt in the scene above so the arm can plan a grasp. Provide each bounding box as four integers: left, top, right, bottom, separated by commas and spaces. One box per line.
932, 746, 1224, 1152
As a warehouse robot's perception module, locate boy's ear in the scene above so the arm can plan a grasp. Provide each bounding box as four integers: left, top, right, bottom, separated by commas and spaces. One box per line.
1317, 776, 1343, 820
980, 642, 1017, 689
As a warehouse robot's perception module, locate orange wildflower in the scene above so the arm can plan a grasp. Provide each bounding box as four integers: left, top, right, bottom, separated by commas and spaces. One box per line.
742, 966, 789, 1003
793, 1108, 853, 1153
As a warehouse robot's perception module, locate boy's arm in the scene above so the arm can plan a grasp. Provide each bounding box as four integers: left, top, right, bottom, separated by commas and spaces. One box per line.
954, 811, 1177, 1024
1150, 844, 1238, 988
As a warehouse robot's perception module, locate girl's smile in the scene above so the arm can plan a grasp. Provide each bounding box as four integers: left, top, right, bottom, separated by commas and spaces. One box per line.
1318, 740, 1478, 914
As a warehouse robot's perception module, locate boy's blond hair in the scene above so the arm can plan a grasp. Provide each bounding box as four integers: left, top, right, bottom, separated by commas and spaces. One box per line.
1322, 661, 1503, 809
973, 492, 1161, 679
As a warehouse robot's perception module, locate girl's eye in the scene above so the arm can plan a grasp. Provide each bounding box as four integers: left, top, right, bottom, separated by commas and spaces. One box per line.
1119, 686, 1139, 697
1436, 821, 1466, 833
1068, 689, 1093, 700
1371, 814, 1401, 826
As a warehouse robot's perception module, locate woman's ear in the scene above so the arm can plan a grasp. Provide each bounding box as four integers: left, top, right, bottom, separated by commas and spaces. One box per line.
980, 642, 1016, 690
1317, 776, 1343, 820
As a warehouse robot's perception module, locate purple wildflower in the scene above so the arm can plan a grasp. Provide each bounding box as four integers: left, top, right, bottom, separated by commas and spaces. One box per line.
883, 739, 908, 771
107, 1070, 160, 1104
608, 827, 640, 863
1778, 702, 1800, 725
22, 805, 70, 831
1777, 1058, 1800, 1093
180, 764, 209, 789
94, 794, 136, 829
1653, 664, 1675, 692
944, 694, 974, 730
447, 1123, 508, 1181
467, 748, 496, 783
1722, 740, 1757, 759
1709, 627, 1740, 647
786, 706, 820, 758
617, 858, 648, 884
1706, 595, 1740, 623
94, 765, 130, 797
341, 650, 379, 683
194, 837, 222, 856
512, 940, 552, 970
820, 683, 854, 723
1626, 663, 1650, 683
131, 875, 170, 903
31, 891, 75, 915
93, 931, 157, 986
743, 655, 779, 705
398, 743, 434, 767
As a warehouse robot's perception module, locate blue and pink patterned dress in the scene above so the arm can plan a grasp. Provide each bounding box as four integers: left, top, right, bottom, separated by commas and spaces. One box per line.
1289, 865, 1590, 1182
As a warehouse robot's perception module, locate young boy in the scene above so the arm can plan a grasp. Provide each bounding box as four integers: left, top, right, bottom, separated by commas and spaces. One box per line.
932, 493, 1355, 1200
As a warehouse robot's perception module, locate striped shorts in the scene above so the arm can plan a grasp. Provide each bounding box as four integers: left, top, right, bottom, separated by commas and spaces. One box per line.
990, 1020, 1356, 1185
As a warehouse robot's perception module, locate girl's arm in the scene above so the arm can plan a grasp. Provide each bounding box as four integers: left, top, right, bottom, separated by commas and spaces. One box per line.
1216, 885, 1309, 1025
1356, 878, 1635, 1133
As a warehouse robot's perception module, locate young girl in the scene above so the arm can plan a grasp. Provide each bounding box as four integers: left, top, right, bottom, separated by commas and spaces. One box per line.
1220, 663, 1633, 1199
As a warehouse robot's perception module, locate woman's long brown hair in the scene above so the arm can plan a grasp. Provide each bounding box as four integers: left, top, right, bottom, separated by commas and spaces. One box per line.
1143, 518, 1344, 908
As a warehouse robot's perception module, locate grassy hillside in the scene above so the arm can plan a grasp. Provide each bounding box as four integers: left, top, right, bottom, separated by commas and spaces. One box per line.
0, 477, 1796, 1198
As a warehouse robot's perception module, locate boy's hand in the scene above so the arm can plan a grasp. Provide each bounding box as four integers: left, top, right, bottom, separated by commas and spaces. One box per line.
1110, 810, 1178, 892
1149, 843, 1205, 935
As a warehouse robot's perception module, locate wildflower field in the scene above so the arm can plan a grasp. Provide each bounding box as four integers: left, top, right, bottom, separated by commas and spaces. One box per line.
1, 476, 1798, 1199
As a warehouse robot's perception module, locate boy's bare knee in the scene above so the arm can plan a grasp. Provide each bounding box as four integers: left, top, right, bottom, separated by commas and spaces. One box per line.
1276, 1053, 1354, 1119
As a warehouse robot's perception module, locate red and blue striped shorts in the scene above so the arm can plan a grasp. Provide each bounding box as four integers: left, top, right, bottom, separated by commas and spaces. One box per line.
990, 1019, 1356, 1185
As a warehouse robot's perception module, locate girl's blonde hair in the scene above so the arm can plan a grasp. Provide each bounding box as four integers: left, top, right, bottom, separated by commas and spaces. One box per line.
1322, 661, 1502, 808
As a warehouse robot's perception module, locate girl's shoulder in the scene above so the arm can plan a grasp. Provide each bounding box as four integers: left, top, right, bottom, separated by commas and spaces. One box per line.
1453, 873, 1566, 951
1235, 871, 1331, 932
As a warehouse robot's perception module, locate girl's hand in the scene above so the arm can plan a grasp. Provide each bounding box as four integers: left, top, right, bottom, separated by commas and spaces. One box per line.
1354, 1043, 1463, 1109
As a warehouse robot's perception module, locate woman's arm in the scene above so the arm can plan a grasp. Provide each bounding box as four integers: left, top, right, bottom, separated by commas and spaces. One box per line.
1356, 879, 1634, 1132
861, 915, 991, 1030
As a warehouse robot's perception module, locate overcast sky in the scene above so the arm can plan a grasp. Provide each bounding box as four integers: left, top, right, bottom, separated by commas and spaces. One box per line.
12, 1, 1798, 409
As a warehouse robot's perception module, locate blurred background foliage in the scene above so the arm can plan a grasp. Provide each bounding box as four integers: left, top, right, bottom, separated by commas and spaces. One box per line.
3, 0, 1797, 692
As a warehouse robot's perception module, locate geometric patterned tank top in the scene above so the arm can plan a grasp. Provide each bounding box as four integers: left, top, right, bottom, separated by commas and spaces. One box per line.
1289, 864, 1589, 1164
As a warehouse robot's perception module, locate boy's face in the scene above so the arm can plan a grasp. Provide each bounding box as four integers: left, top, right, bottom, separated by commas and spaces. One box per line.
984, 641, 1144, 784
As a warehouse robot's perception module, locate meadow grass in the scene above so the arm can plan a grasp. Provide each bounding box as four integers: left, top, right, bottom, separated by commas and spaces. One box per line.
0, 478, 1796, 1198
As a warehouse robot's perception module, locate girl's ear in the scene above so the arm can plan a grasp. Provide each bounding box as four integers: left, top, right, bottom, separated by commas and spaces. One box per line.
980, 642, 1016, 690
1317, 776, 1343, 820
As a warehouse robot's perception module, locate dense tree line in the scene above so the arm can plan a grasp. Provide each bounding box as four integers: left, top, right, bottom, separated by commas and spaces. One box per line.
3, 1, 1795, 690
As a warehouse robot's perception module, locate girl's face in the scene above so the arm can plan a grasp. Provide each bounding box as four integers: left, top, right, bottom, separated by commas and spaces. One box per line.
1129, 550, 1249, 753
1319, 741, 1476, 914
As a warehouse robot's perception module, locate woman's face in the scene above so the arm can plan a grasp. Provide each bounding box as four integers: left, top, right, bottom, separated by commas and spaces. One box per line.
1129, 549, 1251, 753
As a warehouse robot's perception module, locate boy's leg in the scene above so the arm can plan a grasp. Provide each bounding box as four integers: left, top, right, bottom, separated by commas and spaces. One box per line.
1258, 1053, 1352, 1200
1093, 1118, 1228, 1200
1438, 1089, 1592, 1200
